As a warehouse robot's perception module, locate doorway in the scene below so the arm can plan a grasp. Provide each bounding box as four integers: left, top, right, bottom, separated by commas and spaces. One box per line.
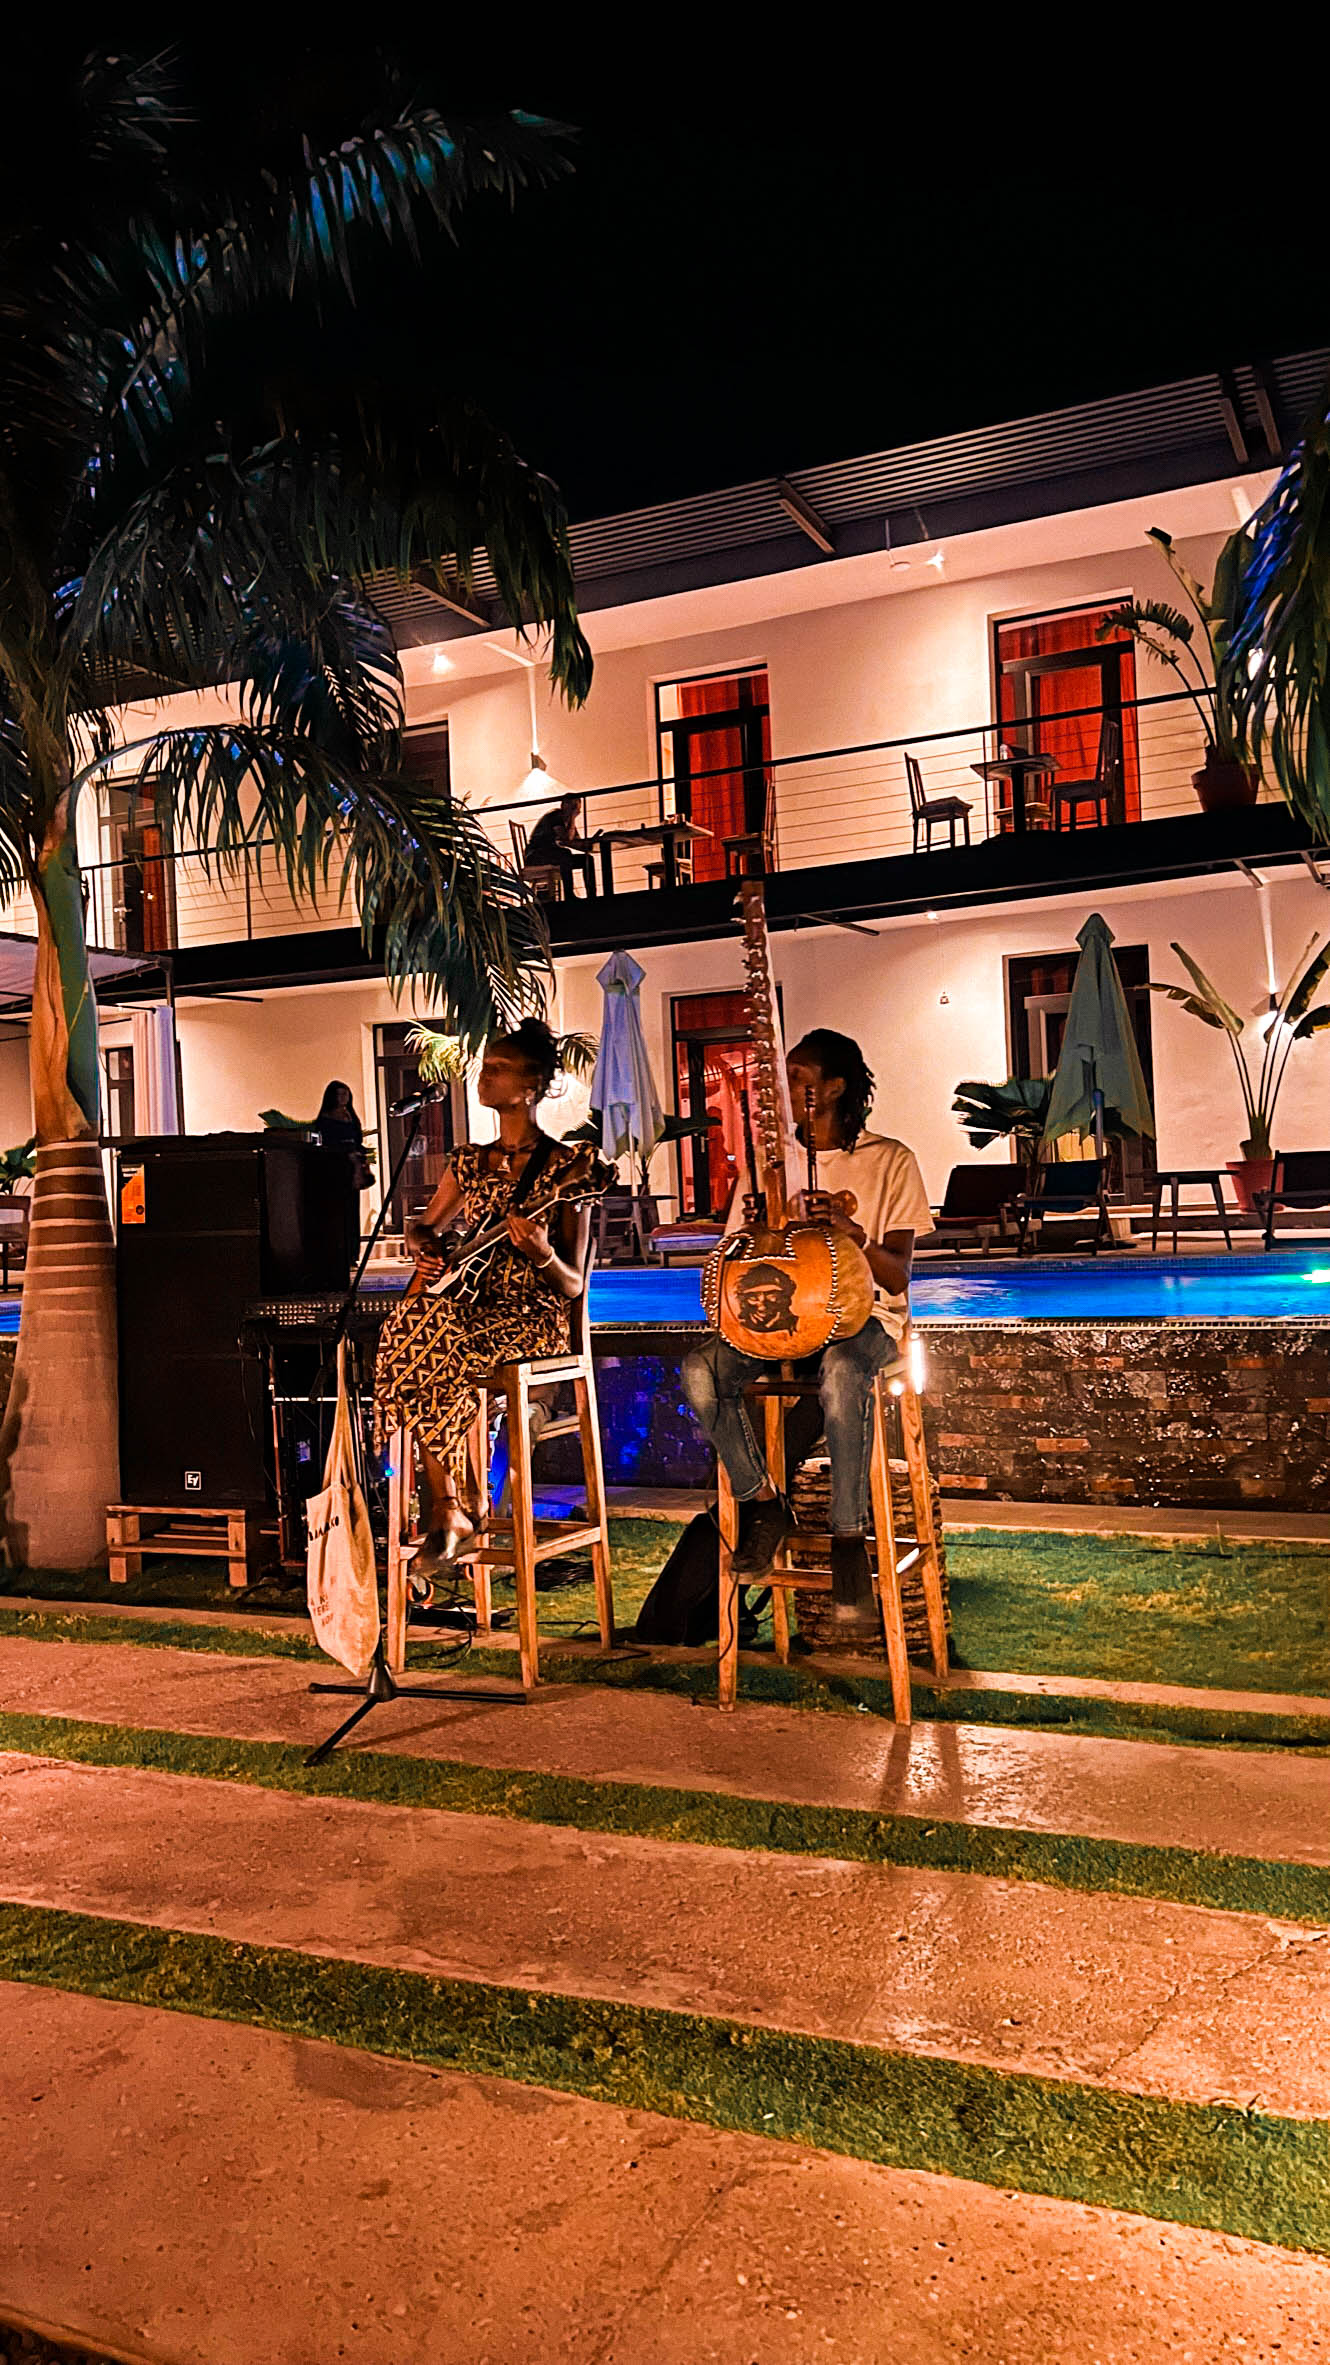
994, 604, 1141, 828
373, 1023, 468, 1236
1006, 946, 1156, 1199
656, 669, 772, 884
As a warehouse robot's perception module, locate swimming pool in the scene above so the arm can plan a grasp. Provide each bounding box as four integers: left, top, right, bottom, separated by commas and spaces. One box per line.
587, 1253, 1330, 1331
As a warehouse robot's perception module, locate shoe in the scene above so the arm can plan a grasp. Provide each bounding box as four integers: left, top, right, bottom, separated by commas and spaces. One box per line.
829, 1536, 879, 1638
405, 1508, 477, 1582
730, 1494, 793, 1577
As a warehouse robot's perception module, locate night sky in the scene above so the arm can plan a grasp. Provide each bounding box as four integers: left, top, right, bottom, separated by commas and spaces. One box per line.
10, 40, 1327, 522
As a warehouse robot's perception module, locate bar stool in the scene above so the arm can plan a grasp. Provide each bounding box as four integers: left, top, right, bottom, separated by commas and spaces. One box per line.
385, 1251, 614, 1692
715, 1341, 947, 1717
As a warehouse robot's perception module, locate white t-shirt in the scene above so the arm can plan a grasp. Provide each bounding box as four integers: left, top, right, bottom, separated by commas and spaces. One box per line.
725, 1132, 931, 1341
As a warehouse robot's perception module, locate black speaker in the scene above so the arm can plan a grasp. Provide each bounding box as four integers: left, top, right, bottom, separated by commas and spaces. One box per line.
116, 1134, 350, 1508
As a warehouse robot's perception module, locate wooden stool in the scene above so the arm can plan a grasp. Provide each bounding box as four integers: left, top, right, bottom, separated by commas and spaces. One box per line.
107, 1503, 260, 1589
716, 1351, 947, 1717
385, 1291, 613, 1693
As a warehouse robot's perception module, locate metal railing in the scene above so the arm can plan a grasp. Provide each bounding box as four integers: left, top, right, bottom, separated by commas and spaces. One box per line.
0, 686, 1222, 957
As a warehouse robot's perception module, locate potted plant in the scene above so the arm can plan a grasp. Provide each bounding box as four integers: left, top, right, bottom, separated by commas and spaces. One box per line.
0, 1139, 37, 1195
952, 1078, 1053, 1193
1152, 937, 1330, 1207
1098, 526, 1257, 810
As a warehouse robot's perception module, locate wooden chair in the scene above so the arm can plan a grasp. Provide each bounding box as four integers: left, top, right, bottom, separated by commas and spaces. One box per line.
715, 1346, 947, 1717
1053, 716, 1122, 831
384, 1248, 613, 1693
722, 778, 778, 878
645, 831, 696, 891
1258, 1151, 1330, 1249
509, 817, 564, 901
906, 751, 972, 853
1015, 1159, 1110, 1252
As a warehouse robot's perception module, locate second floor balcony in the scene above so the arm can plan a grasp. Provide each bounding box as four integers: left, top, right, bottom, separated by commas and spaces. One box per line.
16, 680, 1311, 986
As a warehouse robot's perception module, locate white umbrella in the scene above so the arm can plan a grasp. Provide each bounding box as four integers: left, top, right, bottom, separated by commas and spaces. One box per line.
590, 951, 664, 1184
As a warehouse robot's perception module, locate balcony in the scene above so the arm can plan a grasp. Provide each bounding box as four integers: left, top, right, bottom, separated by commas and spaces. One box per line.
2, 686, 1311, 994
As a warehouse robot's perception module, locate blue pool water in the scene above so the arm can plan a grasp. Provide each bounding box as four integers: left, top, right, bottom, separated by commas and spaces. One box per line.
588, 1253, 1330, 1329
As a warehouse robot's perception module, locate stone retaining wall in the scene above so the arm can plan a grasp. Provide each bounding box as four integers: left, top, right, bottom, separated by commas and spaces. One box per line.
570, 1325, 1330, 1512
919, 1323, 1330, 1510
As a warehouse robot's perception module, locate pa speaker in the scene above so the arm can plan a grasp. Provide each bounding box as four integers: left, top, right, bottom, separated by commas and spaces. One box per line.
115, 1134, 349, 1507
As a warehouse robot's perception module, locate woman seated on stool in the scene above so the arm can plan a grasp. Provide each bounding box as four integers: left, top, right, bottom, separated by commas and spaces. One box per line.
373, 1019, 590, 1579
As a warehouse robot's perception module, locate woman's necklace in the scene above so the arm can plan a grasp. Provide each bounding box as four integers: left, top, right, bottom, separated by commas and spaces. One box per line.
494, 1131, 540, 1170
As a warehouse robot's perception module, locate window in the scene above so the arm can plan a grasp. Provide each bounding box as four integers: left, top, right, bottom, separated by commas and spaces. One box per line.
1006, 947, 1155, 1200
655, 668, 772, 883
401, 723, 451, 796
993, 604, 1140, 827
97, 787, 176, 953
102, 1046, 136, 1141
373, 1022, 467, 1236
671, 988, 769, 1218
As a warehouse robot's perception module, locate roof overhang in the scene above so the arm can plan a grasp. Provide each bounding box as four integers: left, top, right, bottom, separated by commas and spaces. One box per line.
0, 933, 169, 1015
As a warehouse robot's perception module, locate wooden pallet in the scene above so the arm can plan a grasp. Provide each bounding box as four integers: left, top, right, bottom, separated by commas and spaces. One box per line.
106, 1503, 260, 1590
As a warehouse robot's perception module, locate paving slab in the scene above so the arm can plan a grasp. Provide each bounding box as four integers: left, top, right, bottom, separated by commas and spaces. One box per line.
2, 1982, 1328, 2365
4, 1756, 1330, 2118
2, 1635, 1328, 1867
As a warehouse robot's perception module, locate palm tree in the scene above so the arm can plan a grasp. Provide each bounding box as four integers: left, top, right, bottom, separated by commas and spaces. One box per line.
0, 56, 592, 1566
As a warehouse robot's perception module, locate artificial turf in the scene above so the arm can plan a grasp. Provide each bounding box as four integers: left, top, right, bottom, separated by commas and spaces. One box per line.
2, 1898, 1327, 2254
6, 1705, 1330, 1923
5, 1518, 1329, 1700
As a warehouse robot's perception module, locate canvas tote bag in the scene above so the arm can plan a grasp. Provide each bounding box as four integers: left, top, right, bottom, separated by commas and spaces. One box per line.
306, 1341, 380, 1677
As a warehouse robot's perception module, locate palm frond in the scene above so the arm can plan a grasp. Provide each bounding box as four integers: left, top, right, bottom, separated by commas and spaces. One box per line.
1098, 598, 1194, 647
406, 1026, 470, 1085
1223, 389, 1330, 831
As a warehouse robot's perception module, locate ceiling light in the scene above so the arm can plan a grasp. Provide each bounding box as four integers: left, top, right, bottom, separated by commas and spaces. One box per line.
925, 909, 940, 922
430, 648, 454, 676
926, 547, 946, 573
890, 559, 911, 573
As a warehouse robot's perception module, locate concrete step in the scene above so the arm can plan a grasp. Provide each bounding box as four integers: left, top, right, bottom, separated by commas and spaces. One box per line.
1, 1636, 1328, 1870
5, 1753, 1330, 2120
6, 1982, 1328, 2365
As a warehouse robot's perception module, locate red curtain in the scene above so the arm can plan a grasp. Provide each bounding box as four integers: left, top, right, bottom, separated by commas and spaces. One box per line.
997, 609, 1141, 825
672, 989, 753, 1212
676, 673, 771, 882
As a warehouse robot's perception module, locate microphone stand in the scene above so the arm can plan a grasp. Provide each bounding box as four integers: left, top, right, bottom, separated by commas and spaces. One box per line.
303, 1089, 522, 1766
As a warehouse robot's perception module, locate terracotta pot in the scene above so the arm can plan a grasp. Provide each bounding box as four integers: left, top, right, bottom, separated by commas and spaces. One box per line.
1193, 757, 1259, 811
1227, 1156, 1275, 1213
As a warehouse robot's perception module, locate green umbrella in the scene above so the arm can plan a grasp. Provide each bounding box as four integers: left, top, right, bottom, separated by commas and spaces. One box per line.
1043, 913, 1156, 1155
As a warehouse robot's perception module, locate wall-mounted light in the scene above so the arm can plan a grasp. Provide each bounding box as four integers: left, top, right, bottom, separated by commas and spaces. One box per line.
430, 648, 454, 677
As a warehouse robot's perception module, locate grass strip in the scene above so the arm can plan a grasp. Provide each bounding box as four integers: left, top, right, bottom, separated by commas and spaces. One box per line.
7, 1597, 1328, 1757
2, 1898, 1327, 2254
7, 1707, 1330, 1925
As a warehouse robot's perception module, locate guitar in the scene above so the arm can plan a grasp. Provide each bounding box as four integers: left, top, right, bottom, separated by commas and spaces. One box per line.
404, 1144, 616, 1305
701, 881, 874, 1360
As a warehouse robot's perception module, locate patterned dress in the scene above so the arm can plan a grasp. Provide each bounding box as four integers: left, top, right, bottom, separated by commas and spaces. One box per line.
373, 1137, 578, 1480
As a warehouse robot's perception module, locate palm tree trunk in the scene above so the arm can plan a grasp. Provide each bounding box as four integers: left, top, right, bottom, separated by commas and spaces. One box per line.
0, 824, 118, 1568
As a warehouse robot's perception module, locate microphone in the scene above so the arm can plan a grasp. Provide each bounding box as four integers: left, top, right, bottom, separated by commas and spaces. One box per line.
389, 1083, 449, 1117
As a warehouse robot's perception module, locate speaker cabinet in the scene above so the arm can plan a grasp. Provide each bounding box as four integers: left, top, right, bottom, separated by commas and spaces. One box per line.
116, 1134, 349, 1507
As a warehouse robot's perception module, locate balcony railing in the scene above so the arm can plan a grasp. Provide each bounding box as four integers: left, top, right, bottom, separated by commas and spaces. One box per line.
0, 686, 1229, 959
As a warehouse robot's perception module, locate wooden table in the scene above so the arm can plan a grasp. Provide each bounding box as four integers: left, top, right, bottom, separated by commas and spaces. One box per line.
1150, 1167, 1234, 1253
971, 751, 1058, 834
597, 820, 713, 895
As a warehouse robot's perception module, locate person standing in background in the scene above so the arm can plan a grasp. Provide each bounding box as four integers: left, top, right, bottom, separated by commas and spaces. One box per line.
312, 1080, 370, 1273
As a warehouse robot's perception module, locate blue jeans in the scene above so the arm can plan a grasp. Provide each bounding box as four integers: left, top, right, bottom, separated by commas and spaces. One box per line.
680, 1321, 900, 1536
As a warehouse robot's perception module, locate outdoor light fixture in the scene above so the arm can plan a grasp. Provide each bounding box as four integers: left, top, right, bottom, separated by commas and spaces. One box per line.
890, 559, 911, 574
430, 649, 454, 677
926, 547, 946, 573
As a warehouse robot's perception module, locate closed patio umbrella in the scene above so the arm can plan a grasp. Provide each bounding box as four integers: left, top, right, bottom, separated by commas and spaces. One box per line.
1043, 912, 1155, 1156
590, 950, 664, 1184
